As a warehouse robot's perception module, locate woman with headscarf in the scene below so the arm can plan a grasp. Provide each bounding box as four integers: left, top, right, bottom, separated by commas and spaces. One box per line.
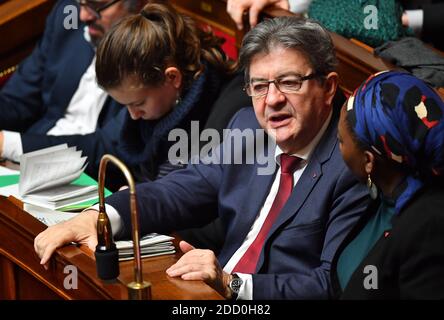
332, 70, 444, 299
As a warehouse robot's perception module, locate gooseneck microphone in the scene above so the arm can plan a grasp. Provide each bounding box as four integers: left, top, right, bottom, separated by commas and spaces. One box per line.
95, 154, 151, 299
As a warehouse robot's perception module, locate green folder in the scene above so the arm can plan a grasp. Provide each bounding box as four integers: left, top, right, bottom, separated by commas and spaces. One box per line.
59, 174, 112, 211
0, 174, 20, 187
0, 172, 112, 212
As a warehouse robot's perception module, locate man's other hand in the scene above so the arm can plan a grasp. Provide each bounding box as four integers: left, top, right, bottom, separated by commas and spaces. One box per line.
226, 0, 289, 30
34, 210, 99, 269
166, 240, 233, 299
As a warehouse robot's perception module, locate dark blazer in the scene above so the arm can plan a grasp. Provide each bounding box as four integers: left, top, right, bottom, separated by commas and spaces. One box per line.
106, 106, 369, 299
0, 0, 125, 179
331, 186, 444, 299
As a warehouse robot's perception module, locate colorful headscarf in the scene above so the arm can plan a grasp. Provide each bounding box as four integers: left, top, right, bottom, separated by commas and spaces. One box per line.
346, 70, 444, 213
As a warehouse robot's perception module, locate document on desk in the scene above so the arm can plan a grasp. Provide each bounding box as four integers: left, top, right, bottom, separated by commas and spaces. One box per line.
24, 203, 79, 226
116, 233, 176, 261
19, 144, 87, 195
0, 144, 100, 210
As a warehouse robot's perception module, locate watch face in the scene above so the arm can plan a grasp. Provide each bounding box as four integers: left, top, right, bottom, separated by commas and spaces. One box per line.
230, 278, 243, 292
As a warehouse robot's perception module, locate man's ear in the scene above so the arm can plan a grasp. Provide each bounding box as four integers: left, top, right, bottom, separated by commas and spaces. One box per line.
324, 72, 339, 107
364, 150, 375, 175
164, 67, 182, 89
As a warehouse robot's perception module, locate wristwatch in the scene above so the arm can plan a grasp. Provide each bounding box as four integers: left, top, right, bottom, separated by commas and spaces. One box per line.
228, 273, 243, 300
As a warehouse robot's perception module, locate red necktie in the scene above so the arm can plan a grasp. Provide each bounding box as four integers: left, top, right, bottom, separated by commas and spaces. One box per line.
232, 154, 301, 273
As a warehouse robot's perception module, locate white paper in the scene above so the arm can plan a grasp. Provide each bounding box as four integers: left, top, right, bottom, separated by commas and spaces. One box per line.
115, 233, 175, 261
24, 203, 79, 226
0, 166, 19, 176
19, 144, 87, 195
115, 233, 174, 250
0, 144, 98, 210
26, 184, 97, 202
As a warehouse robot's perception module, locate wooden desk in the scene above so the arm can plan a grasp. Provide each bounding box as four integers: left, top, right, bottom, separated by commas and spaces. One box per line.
0, 0, 55, 71
0, 197, 223, 300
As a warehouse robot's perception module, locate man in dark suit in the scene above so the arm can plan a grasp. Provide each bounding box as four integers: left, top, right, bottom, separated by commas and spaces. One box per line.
34, 17, 369, 299
0, 0, 148, 179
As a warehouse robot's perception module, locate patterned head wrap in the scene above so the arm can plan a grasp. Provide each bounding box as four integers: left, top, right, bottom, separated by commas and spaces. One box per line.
346, 70, 444, 213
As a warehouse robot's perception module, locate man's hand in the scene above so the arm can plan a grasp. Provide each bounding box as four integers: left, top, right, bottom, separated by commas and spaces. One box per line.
402, 12, 409, 27
34, 210, 99, 269
166, 240, 233, 299
226, 0, 289, 30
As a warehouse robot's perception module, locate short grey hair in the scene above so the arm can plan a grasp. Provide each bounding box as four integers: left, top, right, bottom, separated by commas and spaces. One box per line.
239, 16, 337, 82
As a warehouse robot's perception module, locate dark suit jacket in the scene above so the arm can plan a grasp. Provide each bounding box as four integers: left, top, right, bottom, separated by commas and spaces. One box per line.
106, 106, 369, 299
0, 0, 125, 179
331, 186, 444, 299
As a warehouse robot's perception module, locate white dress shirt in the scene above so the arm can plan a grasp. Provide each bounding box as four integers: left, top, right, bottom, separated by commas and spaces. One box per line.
288, 0, 312, 14
46, 57, 107, 136
102, 110, 332, 300
2, 27, 107, 162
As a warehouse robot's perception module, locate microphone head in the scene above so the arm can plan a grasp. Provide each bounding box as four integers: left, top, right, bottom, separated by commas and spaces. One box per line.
95, 243, 120, 280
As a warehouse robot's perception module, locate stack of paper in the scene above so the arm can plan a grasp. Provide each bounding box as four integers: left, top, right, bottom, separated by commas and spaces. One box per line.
25, 203, 80, 226
116, 233, 176, 261
19, 144, 88, 194
0, 144, 99, 210
21, 184, 98, 210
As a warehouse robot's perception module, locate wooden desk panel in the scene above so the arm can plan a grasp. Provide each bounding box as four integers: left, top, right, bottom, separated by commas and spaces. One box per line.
0, 0, 55, 71
0, 197, 223, 300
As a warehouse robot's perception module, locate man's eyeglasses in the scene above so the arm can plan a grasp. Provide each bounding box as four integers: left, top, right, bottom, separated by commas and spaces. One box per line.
76, 0, 123, 18
244, 73, 320, 98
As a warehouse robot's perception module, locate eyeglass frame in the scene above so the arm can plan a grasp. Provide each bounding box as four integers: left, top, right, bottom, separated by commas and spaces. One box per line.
244, 73, 322, 98
76, 0, 123, 18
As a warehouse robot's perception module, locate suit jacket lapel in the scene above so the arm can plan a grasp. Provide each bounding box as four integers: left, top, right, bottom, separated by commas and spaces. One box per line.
254, 158, 323, 272
221, 127, 278, 263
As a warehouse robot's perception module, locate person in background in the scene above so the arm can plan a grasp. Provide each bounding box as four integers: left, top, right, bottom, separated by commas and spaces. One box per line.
93, 2, 241, 252
333, 70, 444, 299
34, 16, 369, 300
227, 0, 444, 52
94, 2, 235, 182
0, 0, 155, 183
